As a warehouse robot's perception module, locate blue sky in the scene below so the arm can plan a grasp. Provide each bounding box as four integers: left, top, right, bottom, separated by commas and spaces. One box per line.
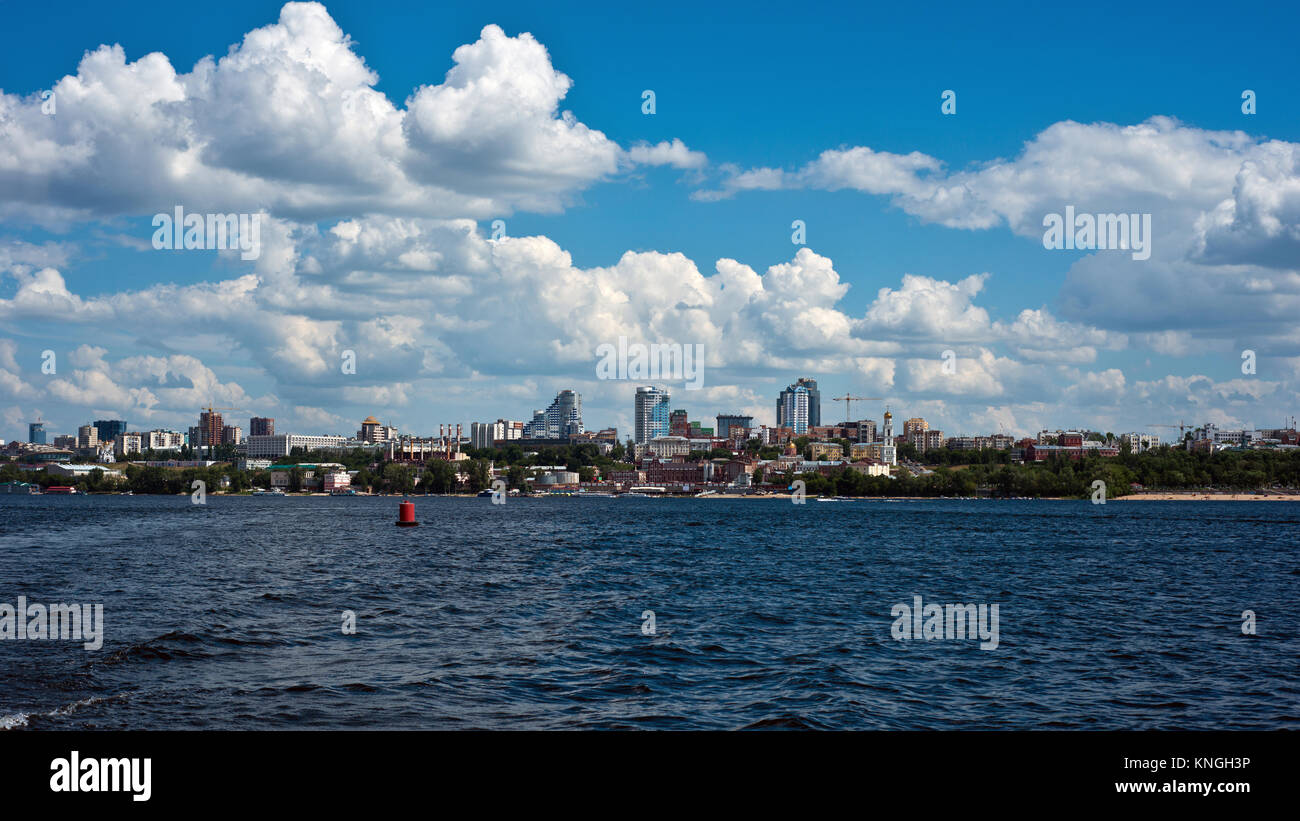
2, 0, 1299, 441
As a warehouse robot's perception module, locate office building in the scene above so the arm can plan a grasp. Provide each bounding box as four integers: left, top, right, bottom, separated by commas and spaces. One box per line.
28, 421, 46, 444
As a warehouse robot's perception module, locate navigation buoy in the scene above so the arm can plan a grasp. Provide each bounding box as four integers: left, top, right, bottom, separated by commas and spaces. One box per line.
396, 500, 419, 527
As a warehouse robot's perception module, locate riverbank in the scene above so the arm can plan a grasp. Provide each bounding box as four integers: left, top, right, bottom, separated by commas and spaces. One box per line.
1114, 492, 1300, 501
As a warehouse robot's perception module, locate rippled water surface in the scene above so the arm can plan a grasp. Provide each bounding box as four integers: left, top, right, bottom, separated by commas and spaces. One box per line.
1, 495, 1297, 729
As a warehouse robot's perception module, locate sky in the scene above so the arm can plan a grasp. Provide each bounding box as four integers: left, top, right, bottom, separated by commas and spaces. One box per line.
2, 0, 1299, 442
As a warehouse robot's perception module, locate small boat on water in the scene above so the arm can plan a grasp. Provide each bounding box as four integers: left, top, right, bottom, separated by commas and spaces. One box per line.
45, 486, 77, 495
330, 488, 357, 496
476, 489, 494, 497
253, 488, 286, 496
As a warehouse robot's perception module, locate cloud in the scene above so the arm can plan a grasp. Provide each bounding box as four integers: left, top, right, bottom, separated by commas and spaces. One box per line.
0, 4, 700, 224
625, 139, 708, 170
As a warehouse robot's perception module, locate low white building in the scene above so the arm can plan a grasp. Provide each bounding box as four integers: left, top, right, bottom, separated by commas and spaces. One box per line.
245, 434, 348, 459
47, 463, 125, 480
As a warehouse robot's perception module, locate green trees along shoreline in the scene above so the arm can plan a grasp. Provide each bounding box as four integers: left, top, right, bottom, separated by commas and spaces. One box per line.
2, 444, 1297, 498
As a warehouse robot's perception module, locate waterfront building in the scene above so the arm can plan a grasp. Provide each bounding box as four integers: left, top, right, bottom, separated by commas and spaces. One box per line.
245, 433, 349, 460
47, 463, 125, 480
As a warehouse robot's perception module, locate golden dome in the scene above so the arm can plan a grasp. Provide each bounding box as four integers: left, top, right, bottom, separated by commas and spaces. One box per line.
784, 441, 798, 456
362, 415, 379, 424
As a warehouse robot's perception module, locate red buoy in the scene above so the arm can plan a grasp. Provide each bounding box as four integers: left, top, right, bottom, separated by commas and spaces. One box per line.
396, 499, 419, 527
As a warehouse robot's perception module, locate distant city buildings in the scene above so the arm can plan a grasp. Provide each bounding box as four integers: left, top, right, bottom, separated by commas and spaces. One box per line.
715, 414, 753, 439
635, 386, 671, 443
250, 417, 275, 437
524, 390, 583, 439
669, 409, 690, 438
470, 419, 526, 449
143, 429, 185, 451
245, 433, 349, 460
357, 416, 399, 443
777, 378, 820, 431
93, 419, 128, 443
28, 421, 46, 444
76, 425, 98, 449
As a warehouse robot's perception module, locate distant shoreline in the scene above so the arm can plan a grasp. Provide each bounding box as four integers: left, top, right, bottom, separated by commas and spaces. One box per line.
20, 490, 1299, 501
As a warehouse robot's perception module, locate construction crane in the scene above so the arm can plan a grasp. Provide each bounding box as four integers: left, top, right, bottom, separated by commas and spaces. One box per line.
1148, 421, 1190, 442
831, 394, 884, 424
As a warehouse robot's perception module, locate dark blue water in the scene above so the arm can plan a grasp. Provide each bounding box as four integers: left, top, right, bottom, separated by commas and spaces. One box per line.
1, 495, 1297, 729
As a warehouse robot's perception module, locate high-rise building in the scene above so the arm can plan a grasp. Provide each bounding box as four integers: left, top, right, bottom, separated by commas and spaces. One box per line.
28, 421, 46, 444
94, 419, 128, 443
903, 418, 928, 438
222, 425, 243, 445
779, 385, 811, 435
777, 378, 820, 430
143, 430, 185, 451
635, 386, 672, 443
114, 432, 143, 457
715, 414, 754, 439
526, 390, 583, 439
196, 411, 223, 449
548, 390, 583, 438
77, 424, 98, 449
250, 417, 275, 437
468, 420, 525, 450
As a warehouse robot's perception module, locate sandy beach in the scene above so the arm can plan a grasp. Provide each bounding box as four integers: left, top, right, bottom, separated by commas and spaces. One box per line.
1115, 492, 1300, 501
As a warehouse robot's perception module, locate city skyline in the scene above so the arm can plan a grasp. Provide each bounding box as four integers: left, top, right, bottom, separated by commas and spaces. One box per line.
2, 2, 1299, 449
